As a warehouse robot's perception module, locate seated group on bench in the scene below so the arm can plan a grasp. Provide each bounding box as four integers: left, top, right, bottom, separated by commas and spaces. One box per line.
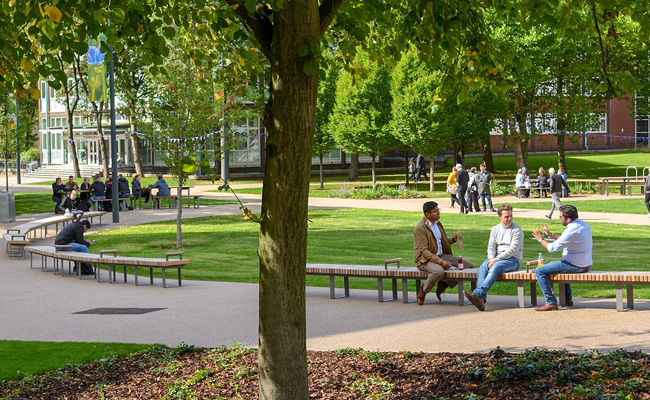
414, 201, 592, 312
54, 218, 95, 275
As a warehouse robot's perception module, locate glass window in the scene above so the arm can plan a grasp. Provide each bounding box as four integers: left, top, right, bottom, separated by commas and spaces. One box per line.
637, 120, 648, 133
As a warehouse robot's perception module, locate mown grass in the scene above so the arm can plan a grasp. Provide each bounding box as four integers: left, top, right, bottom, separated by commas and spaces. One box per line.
12, 191, 237, 216
496, 197, 650, 215
0, 341, 155, 383
90, 208, 650, 299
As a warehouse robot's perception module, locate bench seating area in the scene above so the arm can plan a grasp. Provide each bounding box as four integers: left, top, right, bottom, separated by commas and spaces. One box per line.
306, 259, 650, 312
26, 245, 190, 288
3, 212, 105, 259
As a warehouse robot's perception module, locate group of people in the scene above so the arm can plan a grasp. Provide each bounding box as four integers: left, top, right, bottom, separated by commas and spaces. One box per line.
446, 163, 496, 214
52, 174, 171, 214
408, 155, 429, 182
516, 166, 569, 199
414, 201, 592, 312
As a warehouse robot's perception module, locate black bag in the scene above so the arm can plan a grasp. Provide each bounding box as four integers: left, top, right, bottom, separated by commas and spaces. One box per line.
81, 262, 94, 275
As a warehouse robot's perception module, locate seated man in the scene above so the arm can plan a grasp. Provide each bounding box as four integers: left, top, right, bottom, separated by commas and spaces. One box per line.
117, 174, 133, 210
414, 201, 474, 305
54, 220, 95, 275
465, 204, 523, 311
89, 176, 106, 210
532, 205, 592, 311
131, 174, 150, 205
150, 175, 170, 196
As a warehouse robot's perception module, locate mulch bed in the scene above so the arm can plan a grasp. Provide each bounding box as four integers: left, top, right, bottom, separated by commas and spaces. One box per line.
2, 345, 649, 399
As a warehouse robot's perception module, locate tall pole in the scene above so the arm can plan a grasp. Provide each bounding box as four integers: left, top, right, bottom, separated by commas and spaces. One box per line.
45, 82, 50, 165
109, 42, 119, 223
220, 53, 228, 184
15, 98, 20, 184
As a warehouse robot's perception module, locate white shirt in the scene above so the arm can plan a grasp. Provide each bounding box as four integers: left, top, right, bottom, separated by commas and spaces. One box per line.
426, 219, 443, 256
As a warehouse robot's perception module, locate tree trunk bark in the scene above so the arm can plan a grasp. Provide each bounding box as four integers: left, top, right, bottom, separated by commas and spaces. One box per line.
347, 153, 359, 181
176, 179, 183, 248
66, 119, 81, 178
429, 162, 435, 192
481, 138, 495, 173
319, 154, 324, 189
257, 2, 318, 398
95, 111, 110, 178
371, 154, 376, 189
129, 116, 144, 176
404, 150, 409, 184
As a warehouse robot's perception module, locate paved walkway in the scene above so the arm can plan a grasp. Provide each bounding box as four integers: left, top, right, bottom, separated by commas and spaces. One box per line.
2, 177, 650, 354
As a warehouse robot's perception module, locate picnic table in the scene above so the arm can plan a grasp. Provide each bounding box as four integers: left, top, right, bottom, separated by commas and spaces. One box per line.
598, 176, 646, 196
515, 179, 550, 198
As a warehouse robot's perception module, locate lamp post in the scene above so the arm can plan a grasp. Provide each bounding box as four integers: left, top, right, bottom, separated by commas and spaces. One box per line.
15, 98, 20, 184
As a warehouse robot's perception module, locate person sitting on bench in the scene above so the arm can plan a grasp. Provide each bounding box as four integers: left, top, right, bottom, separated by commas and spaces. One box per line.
414, 201, 474, 305
54, 220, 95, 275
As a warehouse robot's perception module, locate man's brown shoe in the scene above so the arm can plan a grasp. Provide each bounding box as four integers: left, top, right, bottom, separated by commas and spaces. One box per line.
535, 303, 559, 311
417, 288, 426, 305
565, 299, 574, 307
435, 281, 448, 301
465, 290, 485, 311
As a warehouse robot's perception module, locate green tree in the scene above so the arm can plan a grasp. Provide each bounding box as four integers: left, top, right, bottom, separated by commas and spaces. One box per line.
313, 51, 339, 189
329, 51, 396, 189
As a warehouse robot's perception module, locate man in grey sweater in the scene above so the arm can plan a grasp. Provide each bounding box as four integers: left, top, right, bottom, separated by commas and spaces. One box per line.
465, 204, 523, 311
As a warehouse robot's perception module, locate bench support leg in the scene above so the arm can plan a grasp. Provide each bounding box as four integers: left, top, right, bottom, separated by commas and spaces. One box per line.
177, 267, 182, 287
134, 266, 139, 286
377, 278, 397, 302
517, 282, 525, 308
162, 268, 167, 288
616, 283, 627, 312
401, 279, 410, 303
456, 279, 465, 305
530, 282, 537, 306
627, 284, 634, 310
558, 283, 566, 307
328, 275, 349, 299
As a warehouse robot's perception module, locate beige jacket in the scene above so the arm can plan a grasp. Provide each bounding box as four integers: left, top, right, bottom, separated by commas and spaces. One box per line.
414, 217, 455, 267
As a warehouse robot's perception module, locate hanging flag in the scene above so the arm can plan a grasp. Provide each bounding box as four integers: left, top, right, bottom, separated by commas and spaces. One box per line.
87, 34, 108, 102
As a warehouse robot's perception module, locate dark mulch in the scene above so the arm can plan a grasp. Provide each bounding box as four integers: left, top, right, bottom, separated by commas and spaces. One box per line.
2, 345, 650, 399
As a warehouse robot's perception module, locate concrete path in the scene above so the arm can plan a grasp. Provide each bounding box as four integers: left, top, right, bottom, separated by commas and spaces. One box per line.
2, 177, 650, 354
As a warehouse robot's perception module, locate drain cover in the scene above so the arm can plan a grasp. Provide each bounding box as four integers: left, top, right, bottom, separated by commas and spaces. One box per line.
74, 308, 167, 315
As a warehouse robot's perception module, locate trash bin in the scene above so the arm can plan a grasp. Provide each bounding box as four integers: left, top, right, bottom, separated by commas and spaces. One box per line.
0, 191, 16, 223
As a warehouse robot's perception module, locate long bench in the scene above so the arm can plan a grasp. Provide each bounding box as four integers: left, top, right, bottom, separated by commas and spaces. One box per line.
25, 245, 190, 288
3, 212, 105, 258
306, 259, 650, 312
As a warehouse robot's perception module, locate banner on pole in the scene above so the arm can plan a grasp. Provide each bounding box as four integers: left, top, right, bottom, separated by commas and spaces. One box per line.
87, 34, 108, 102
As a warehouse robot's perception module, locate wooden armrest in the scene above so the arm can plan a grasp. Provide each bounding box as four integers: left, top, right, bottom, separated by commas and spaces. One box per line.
384, 257, 403, 269
100, 249, 118, 258
166, 251, 183, 260
6, 229, 20, 233
526, 260, 539, 266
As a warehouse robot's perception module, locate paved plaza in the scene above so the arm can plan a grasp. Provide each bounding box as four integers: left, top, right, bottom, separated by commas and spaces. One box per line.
2, 178, 650, 354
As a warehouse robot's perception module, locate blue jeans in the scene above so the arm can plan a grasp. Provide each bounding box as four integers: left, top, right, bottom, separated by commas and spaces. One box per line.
473, 256, 520, 302
60, 242, 88, 253
90, 195, 106, 210
535, 260, 589, 305
480, 193, 493, 210
53, 196, 61, 213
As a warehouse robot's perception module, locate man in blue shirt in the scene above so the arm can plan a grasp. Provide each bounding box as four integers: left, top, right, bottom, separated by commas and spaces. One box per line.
150, 175, 171, 196
532, 205, 592, 311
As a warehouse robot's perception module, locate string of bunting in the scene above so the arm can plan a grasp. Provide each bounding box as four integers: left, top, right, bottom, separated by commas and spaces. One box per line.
67, 128, 264, 145
496, 122, 650, 143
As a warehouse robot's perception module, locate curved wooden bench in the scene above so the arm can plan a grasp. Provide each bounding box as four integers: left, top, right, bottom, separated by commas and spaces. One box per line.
307, 259, 650, 311
3, 212, 105, 259
26, 245, 190, 288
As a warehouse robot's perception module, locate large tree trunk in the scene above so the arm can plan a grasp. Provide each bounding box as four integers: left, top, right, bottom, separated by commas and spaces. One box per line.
95, 110, 110, 178
319, 154, 324, 189
509, 115, 529, 169
481, 138, 495, 173
371, 154, 377, 189
429, 161, 435, 192
257, 2, 318, 398
404, 150, 410, 184
129, 116, 144, 176
347, 153, 359, 181
66, 119, 81, 178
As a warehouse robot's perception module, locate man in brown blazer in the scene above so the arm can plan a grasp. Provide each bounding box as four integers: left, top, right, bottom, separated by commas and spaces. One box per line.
414, 201, 474, 304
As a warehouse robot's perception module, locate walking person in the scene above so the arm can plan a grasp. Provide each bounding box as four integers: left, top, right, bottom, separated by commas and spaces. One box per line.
455, 164, 469, 214
532, 205, 592, 310
465, 204, 523, 311
545, 167, 571, 219
478, 163, 496, 212
416, 154, 428, 181
446, 166, 459, 208
414, 201, 474, 305
408, 157, 417, 182
467, 167, 480, 212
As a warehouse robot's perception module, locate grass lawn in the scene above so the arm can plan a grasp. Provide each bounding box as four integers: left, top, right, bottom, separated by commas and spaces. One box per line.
12, 191, 237, 216
0, 340, 156, 382
494, 197, 650, 215
90, 208, 650, 299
